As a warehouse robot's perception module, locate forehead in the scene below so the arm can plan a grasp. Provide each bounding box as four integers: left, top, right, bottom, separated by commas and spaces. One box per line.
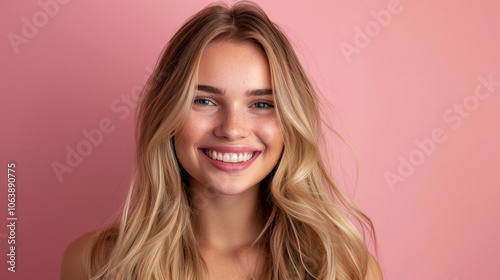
197, 40, 271, 91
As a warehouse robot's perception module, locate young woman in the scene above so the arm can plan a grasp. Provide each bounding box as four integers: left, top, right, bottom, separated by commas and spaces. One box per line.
61, 2, 382, 279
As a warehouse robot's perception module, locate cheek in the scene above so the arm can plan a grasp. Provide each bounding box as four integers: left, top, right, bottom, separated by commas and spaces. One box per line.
258, 118, 283, 150
177, 114, 206, 143
174, 125, 198, 175
174, 117, 197, 157
175, 113, 214, 162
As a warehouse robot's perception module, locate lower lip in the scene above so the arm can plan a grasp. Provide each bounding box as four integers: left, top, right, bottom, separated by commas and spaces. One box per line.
199, 149, 260, 173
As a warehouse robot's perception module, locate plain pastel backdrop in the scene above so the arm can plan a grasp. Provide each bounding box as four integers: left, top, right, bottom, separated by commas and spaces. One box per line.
1, 0, 499, 279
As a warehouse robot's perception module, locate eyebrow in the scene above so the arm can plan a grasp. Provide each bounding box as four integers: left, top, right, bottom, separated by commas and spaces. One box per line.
197, 84, 272, 96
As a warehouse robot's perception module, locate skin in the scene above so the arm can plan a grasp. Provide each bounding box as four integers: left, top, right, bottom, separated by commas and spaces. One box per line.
60, 40, 383, 280
175, 40, 284, 279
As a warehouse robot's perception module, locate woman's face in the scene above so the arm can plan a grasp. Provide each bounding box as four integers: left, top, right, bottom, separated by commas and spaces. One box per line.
175, 40, 283, 196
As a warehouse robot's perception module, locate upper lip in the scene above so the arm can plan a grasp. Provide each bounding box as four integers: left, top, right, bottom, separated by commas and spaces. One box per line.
200, 146, 259, 153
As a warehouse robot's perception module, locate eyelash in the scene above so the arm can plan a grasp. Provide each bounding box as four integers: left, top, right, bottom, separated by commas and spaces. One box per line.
251, 100, 274, 109
193, 98, 274, 109
193, 98, 215, 106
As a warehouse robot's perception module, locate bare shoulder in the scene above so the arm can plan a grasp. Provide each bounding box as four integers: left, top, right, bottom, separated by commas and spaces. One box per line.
365, 254, 383, 280
60, 231, 96, 280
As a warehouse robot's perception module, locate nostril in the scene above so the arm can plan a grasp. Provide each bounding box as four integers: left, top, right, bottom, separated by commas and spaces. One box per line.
214, 116, 250, 140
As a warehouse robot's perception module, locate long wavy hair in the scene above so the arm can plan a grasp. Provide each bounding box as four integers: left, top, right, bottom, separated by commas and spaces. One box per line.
86, 2, 375, 279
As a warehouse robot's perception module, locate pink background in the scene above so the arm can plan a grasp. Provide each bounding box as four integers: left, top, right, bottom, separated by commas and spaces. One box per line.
1, 0, 499, 279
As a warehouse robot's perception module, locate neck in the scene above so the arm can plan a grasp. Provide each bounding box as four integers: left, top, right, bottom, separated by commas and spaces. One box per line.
190, 182, 264, 252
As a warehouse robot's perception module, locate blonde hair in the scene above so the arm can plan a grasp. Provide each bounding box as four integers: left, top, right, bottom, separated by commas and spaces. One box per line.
87, 2, 376, 279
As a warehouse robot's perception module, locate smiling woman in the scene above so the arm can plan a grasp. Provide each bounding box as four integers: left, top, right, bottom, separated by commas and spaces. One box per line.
175, 40, 283, 196
60, 1, 382, 280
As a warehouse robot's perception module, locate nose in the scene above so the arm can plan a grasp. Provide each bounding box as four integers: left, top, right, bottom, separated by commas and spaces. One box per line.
213, 107, 250, 141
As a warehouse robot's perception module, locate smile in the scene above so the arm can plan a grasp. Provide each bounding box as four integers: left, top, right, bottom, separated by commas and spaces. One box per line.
203, 149, 254, 163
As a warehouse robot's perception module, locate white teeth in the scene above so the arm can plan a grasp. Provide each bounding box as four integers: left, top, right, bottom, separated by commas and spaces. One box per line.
205, 150, 254, 163
230, 153, 238, 162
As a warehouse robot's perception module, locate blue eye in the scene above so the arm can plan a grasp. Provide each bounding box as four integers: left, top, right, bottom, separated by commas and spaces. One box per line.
252, 102, 274, 109
194, 98, 215, 106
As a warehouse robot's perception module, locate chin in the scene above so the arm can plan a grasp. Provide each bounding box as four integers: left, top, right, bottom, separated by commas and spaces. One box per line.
214, 183, 258, 196
196, 177, 259, 196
